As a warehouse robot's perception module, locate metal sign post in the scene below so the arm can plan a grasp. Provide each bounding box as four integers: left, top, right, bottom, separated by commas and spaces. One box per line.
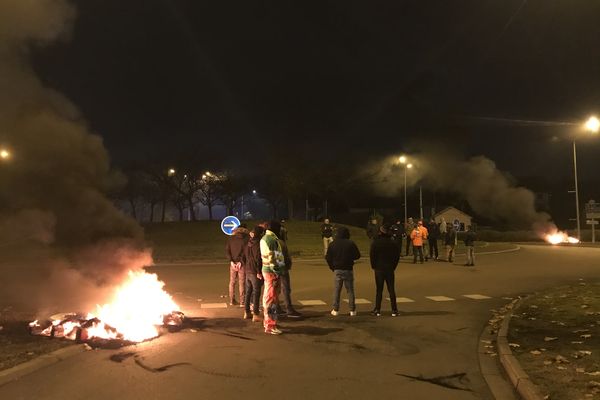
585, 200, 600, 243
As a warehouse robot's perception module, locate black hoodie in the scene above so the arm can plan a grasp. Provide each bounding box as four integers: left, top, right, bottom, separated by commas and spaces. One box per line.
325, 226, 361, 271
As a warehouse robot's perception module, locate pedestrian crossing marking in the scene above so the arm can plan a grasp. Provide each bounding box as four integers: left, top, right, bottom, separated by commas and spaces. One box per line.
388, 297, 416, 303
426, 296, 455, 302
343, 298, 371, 304
200, 303, 228, 309
463, 294, 492, 300
299, 300, 327, 306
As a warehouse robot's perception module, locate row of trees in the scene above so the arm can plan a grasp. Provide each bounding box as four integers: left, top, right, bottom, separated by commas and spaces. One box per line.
116, 161, 365, 222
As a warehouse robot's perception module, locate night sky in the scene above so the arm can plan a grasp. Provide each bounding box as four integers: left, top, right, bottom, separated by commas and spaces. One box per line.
33, 0, 600, 183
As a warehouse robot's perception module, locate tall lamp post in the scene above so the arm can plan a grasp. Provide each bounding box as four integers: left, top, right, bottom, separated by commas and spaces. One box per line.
399, 156, 413, 224
574, 116, 599, 240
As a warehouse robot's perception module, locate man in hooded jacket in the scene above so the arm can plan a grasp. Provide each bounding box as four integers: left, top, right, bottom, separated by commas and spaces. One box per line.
370, 224, 401, 316
225, 225, 249, 306
325, 226, 361, 316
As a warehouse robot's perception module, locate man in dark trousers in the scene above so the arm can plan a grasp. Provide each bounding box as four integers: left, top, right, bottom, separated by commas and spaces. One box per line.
426, 218, 440, 260
225, 224, 249, 306
464, 225, 476, 266
242, 226, 265, 322
370, 224, 401, 317
445, 224, 457, 263
321, 218, 334, 256
326, 226, 361, 316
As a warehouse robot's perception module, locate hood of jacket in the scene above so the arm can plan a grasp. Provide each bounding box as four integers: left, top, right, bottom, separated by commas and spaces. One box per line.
335, 226, 350, 239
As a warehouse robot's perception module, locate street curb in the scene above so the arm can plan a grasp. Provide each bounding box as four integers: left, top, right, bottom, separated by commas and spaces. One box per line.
0, 344, 85, 388
497, 299, 546, 400
153, 244, 522, 266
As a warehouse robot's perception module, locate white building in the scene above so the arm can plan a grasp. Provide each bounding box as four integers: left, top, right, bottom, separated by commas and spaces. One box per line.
433, 207, 473, 231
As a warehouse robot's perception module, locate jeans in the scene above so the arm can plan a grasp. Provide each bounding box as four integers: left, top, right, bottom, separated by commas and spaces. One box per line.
405, 238, 412, 256
428, 238, 439, 259
374, 269, 397, 312
279, 271, 295, 311
413, 245, 424, 263
323, 237, 333, 256
332, 270, 355, 311
446, 244, 455, 262
466, 245, 475, 265
244, 273, 263, 315
229, 265, 246, 303
262, 272, 281, 330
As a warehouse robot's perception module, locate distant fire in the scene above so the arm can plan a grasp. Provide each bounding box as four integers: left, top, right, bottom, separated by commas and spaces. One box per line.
30, 270, 183, 343
544, 230, 580, 245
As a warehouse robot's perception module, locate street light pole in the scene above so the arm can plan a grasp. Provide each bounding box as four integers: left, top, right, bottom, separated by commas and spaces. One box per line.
403, 167, 408, 224
419, 186, 423, 221
573, 140, 581, 240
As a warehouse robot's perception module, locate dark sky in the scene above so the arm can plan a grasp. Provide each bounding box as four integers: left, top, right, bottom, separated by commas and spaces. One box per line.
33, 0, 600, 182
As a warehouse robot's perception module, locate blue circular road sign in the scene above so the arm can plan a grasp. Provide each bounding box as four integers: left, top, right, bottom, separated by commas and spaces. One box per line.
221, 216, 241, 235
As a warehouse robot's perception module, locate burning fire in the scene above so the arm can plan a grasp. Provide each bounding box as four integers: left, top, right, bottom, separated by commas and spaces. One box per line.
544, 230, 580, 245
30, 270, 182, 343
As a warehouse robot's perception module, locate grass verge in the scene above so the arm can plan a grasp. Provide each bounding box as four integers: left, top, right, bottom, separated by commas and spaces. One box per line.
508, 282, 600, 399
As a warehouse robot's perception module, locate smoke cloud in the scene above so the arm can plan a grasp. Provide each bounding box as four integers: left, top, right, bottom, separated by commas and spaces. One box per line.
0, 1, 149, 317
365, 151, 553, 231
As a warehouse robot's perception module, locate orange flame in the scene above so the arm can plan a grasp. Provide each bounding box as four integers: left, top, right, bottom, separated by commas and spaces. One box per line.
30, 270, 180, 342
544, 230, 580, 245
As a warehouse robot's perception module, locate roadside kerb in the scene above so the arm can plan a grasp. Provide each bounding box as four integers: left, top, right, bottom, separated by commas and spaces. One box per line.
153, 243, 521, 266
0, 345, 85, 388
496, 298, 545, 400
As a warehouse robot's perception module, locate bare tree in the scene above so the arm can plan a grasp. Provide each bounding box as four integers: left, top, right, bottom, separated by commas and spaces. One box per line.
216, 171, 248, 216
172, 173, 202, 221
198, 172, 220, 220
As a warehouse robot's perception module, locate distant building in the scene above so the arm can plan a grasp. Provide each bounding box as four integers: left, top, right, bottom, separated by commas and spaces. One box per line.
433, 207, 473, 231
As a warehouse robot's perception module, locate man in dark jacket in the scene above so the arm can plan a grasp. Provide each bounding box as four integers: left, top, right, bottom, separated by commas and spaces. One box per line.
225, 225, 249, 306
325, 226, 361, 316
390, 219, 404, 252
242, 226, 265, 322
321, 218, 334, 256
370, 224, 401, 316
463, 225, 476, 266
366, 218, 381, 241
445, 224, 457, 263
426, 218, 440, 260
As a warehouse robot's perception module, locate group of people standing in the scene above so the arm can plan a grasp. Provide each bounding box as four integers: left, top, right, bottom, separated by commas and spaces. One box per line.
367, 217, 476, 266
227, 217, 477, 335
226, 220, 300, 335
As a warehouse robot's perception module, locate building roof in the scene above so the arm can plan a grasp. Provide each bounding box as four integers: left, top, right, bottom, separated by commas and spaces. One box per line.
432, 206, 472, 219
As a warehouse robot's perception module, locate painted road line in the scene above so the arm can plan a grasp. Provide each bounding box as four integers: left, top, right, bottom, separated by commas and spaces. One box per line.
343, 298, 371, 304
299, 300, 327, 306
426, 296, 455, 302
200, 303, 228, 309
388, 297, 416, 303
463, 294, 492, 300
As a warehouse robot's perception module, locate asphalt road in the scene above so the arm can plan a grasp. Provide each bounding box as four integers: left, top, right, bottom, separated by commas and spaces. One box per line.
1, 245, 598, 400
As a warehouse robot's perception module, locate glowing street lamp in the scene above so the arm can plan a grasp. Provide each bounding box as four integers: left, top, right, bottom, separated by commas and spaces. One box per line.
399, 155, 413, 224
167, 168, 176, 176
0, 149, 11, 160
573, 116, 599, 240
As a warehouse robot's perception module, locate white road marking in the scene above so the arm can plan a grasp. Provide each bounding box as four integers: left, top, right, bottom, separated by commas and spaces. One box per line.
426, 296, 455, 302
299, 300, 327, 306
463, 294, 492, 300
343, 298, 371, 304
388, 297, 416, 303
200, 303, 228, 309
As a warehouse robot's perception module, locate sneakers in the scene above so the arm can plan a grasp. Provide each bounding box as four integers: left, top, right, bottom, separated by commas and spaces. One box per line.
252, 314, 262, 322
287, 310, 302, 318
243, 312, 251, 320
265, 327, 282, 335
331, 309, 339, 316
391, 311, 399, 317
349, 311, 357, 316
370, 310, 381, 316
229, 299, 238, 306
